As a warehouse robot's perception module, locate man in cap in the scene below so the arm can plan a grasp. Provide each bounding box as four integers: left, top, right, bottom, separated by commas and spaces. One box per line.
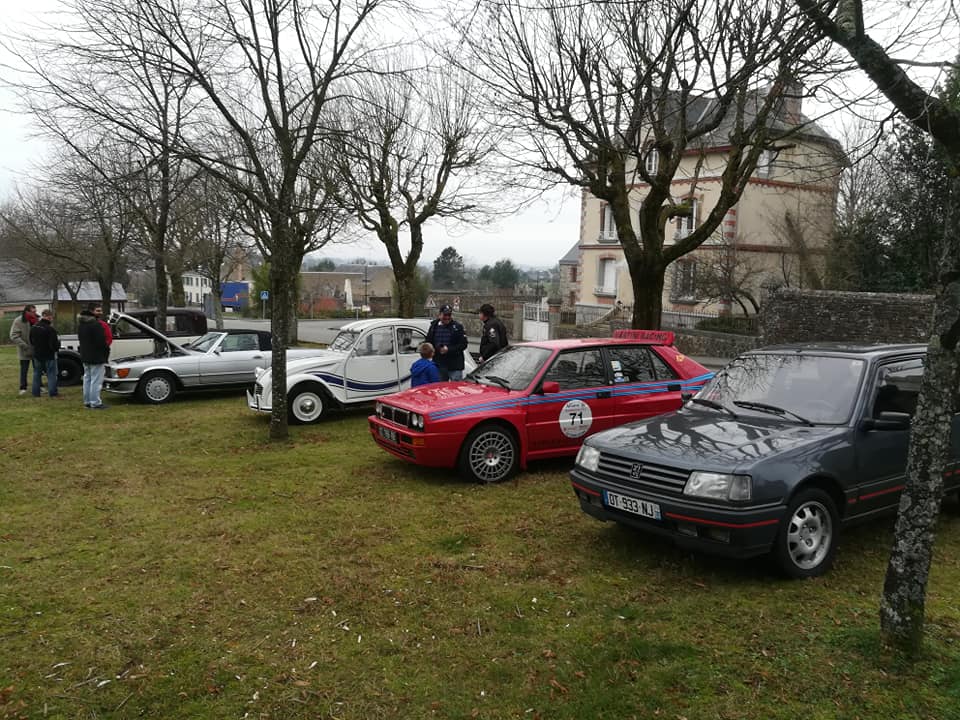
425, 304, 468, 381
478, 303, 508, 363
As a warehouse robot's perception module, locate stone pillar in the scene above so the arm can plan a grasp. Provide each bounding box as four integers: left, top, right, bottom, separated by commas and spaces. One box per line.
513, 301, 525, 342
548, 299, 561, 339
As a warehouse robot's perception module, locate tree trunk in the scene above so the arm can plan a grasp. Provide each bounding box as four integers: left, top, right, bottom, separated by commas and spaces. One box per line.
628, 259, 665, 329
268, 248, 294, 441
879, 180, 960, 654
394, 267, 416, 318
154, 251, 168, 321
213, 287, 225, 330
288, 290, 299, 345
169, 270, 186, 306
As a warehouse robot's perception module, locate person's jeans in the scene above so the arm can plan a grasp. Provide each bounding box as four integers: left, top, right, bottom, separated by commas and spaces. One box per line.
32, 358, 59, 397
447, 369, 464, 381
83, 363, 105, 407
19, 358, 32, 390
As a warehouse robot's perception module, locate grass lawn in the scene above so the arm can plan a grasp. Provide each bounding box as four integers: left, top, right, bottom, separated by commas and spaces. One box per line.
2, 346, 960, 719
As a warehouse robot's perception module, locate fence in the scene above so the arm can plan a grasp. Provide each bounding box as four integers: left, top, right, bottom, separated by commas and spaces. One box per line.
562, 305, 759, 336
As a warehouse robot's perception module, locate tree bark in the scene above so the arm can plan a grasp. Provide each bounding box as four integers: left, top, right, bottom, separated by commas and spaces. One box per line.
394, 267, 416, 318
629, 261, 665, 329
268, 238, 295, 441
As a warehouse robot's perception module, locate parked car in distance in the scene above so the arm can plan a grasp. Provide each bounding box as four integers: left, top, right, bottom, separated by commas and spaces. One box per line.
570, 343, 960, 578
248, 318, 477, 424
369, 330, 713, 483
103, 312, 320, 404
57, 307, 208, 385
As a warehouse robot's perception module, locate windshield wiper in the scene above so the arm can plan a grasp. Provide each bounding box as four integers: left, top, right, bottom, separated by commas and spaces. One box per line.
478, 374, 510, 390
732, 400, 814, 426
689, 397, 738, 419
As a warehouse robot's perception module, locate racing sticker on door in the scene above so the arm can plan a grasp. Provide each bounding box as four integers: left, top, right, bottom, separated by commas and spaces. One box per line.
560, 399, 593, 438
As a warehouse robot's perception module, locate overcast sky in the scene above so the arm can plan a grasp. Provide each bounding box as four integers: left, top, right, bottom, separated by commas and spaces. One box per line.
1, 2, 954, 271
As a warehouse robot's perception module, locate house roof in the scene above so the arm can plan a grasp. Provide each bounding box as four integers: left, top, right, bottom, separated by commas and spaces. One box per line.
558, 242, 580, 265
55, 281, 128, 302
0, 261, 51, 305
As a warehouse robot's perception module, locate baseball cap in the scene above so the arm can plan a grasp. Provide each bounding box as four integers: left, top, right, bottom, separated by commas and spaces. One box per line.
439, 304, 453, 314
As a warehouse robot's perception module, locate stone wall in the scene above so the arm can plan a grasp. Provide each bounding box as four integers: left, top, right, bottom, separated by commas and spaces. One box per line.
556, 319, 759, 358
761, 288, 934, 345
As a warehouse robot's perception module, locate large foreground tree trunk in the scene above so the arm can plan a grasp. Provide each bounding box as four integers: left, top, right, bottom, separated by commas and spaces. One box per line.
879, 180, 960, 654
629, 261, 665, 330
268, 242, 296, 441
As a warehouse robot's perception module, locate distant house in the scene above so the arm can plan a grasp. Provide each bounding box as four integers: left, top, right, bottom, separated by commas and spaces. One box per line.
299, 265, 395, 313
570, 87, 844, 318
0, 261, 51, 314
55, 282, 128, 318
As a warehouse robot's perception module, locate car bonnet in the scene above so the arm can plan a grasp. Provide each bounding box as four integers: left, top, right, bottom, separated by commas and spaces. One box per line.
591, 409, 842, 471
379, 381, 515, 417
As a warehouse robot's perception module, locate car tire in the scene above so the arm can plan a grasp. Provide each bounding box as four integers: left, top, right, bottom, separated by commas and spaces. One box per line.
137, 371, 177, 404
459, 424, 519, 484
58, 356, 83, 386
773, 488, 839, 579
288, 383, 329, 424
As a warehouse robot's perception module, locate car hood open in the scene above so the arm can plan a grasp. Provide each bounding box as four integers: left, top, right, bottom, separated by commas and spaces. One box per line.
380, 381, 517, 416
591, 407, 844, 472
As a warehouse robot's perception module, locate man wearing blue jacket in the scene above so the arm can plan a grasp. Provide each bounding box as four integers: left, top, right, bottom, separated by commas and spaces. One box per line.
425, 305, 468, 381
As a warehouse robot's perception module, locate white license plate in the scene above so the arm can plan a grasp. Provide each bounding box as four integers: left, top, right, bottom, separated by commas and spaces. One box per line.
604, 491, 661, 520
378, 426, 398, 443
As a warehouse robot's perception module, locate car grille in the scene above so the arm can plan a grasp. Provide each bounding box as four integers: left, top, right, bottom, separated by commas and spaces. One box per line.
597, 452, 690, 496
253, 382, 263, 401
380, 405, 409, 427
105, 367, 114, 378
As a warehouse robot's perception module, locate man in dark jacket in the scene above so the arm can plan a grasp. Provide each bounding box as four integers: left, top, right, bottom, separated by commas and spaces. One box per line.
425, 304, 468, 381
29, 309, 62, 398
78, 306, 110, 409
478, 303, 509, 363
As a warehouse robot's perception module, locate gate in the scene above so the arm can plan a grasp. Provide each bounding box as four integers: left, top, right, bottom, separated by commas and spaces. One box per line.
522, 303, 550, 341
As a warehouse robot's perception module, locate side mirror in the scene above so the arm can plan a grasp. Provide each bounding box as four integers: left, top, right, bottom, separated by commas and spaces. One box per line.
667, 383, 681, 393
860, 411, 911, 431
541, 380, 560, 395
681, 391, 694, 402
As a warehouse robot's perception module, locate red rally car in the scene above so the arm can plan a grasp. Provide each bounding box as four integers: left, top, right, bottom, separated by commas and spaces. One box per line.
368, 330, 713, 483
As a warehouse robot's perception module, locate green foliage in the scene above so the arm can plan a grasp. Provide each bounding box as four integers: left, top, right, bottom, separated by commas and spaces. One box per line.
305, 257, 336, 271
486, 258, 520, 289
432, 246, 465, 288
695, 315, 759, 335
390, 267, 429, 311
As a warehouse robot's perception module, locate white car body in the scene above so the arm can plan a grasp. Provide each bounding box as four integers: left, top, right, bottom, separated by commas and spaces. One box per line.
247, 317, 477, 424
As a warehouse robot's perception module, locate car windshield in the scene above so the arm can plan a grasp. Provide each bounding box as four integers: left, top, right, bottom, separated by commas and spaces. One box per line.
329, 330, 360, 352
467, 345, 553, 391
189, 332, 224, 353
695, 353, 866, 424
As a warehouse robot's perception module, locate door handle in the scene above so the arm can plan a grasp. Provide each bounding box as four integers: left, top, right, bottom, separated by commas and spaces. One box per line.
252, 355, 263, 359
596, 390, 611, 399
667, 383, 681, 392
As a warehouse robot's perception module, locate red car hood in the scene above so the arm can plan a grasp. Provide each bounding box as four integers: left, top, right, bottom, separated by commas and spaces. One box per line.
380, 381, 517, 416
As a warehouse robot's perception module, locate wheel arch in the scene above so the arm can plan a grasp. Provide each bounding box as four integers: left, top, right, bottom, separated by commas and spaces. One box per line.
459, 417, 526, 468
788, 474, 847, 520
138, 367, 185, 391
289, 376, 341, 409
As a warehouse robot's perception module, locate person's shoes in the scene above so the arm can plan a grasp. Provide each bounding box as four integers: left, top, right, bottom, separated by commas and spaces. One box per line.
18, 389, 27, 395
84, 403, 92, 408
90, 404, 110, 410
49, 395, 65, 399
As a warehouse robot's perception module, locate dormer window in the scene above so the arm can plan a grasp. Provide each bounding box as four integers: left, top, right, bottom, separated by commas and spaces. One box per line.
757, 149, 776, 178
599, 205, 618, 243
643, 143, 659, 175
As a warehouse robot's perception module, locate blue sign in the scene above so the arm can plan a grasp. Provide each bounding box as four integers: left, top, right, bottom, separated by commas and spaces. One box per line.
260, 290, 270, 300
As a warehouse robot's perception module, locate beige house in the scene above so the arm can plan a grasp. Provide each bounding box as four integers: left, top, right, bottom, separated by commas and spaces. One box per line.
571, 95, 843, 319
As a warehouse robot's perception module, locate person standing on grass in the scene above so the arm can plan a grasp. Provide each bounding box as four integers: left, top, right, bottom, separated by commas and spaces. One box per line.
29, 309, 61, 398
425, 304, 468, 381
9, 304, 37, 396
410, 342, 441, 387
91, 303, 113, 354
78, 306, 110, 409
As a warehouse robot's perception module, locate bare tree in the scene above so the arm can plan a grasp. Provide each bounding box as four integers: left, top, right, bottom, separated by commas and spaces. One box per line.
8, 0, 200, 326
795, 0, 960, 653
94, 0, 391, 439
327, 63, 498, 316
452, 0, 840, 328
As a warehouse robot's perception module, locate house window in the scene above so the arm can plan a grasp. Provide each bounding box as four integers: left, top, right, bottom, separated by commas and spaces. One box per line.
675, 197, 699, 237
596, 258, 618, 296
672, 259, 697, 300
570, 266, 577, 283
599, 205, 618, 243
643, 143, 659, 175
757, 149, 776, 178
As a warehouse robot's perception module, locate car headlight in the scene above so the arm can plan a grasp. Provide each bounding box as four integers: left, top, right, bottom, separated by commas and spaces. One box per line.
254, 367, 266, 379
375, 402, 383, 418
409, 413, 424, 430
683, 472, 752, 501
576, 444, 601, 473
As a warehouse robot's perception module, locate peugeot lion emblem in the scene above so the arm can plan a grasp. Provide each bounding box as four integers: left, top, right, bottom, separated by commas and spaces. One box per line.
630, 463, 643, 479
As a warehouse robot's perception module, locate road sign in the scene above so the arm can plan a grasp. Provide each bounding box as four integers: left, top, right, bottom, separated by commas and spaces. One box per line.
260, 290, 269, 300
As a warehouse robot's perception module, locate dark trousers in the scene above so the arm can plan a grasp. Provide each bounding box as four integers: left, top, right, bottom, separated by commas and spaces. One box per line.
18, 359, 32, 390
33, 358, 58, 397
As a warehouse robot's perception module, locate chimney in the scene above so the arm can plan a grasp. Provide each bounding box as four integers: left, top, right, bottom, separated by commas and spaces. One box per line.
780, 78, 803, 125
